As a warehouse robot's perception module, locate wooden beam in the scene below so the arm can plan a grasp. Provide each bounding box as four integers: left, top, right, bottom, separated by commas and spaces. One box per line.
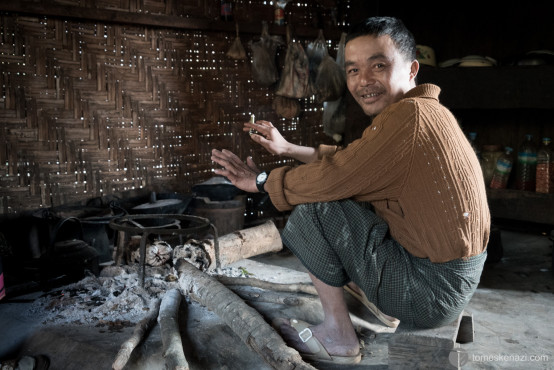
0, 2, 342, 39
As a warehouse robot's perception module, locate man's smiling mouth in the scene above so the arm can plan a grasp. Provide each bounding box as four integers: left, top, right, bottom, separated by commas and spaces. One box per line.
362, 92, 381, 98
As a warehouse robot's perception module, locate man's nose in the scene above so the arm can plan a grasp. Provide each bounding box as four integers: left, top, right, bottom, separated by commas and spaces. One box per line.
359, 68, 375, 86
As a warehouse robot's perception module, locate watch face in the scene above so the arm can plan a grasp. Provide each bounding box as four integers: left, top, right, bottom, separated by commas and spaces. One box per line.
257, 172, 267, 182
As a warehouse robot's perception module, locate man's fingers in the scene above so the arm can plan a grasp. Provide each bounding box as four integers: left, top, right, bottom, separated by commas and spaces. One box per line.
248, 133, 264, 144
211, 150, 237, 174
222, 149, 249, 169
211, 149, 256, 178
246, 156, 261, 173
258, 120, 274, 128
244, 121, 272, 137
212, 149, 241, 168
212, 157, 238, 176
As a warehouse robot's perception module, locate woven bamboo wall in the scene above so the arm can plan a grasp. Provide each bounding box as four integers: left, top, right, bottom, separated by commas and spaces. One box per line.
0, 0, 347, 214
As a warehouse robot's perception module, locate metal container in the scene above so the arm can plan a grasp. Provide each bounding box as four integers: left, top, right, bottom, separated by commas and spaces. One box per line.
189, 196, 245, 236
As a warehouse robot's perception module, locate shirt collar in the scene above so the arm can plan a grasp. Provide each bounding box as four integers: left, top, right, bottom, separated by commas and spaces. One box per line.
403, 83, 441, 101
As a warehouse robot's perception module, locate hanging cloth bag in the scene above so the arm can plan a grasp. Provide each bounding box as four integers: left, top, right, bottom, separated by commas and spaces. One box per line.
323, 32, 348, 142
275, 25, 310, 99
272, 95, 301, 119
306, 29, 328, 96
315, 32, 346, 103
249, 22, 283, 86
226, 23, 247, 60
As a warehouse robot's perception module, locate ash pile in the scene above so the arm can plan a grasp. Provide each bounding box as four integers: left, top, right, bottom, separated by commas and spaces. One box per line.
27, 243, 249, 327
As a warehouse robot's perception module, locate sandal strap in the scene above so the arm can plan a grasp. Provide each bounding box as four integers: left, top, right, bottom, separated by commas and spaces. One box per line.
289, 319, 332, 360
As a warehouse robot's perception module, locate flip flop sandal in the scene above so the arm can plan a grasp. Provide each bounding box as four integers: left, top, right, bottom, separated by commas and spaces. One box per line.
344, 286, 400, 328
288, 319, 362, 365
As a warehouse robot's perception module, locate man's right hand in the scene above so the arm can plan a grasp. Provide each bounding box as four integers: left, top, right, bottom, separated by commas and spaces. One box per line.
244, 120, 290, 156
244, 119, 319, 164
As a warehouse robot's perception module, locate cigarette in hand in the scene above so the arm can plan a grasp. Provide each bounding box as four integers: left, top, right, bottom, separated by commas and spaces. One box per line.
249, 114, 256, 135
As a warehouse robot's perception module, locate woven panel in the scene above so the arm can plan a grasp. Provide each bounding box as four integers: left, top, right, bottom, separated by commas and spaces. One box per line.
0, 8, 342, 214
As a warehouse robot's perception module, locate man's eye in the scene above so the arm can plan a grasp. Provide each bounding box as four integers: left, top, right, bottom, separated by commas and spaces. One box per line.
347, 68, 358, 74
375, 63, 385, 69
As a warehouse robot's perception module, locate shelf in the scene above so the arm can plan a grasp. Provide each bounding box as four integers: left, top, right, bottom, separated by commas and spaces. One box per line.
417, 65, 554, 110
487, 188, 554, 225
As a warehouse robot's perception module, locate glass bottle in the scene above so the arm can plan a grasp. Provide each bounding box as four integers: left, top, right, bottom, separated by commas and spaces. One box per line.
490, 146, 514, 189
515, 134, 537, 191
481, 144, 503, 187
536, 137, 552, 194
220, 0, 233, 21
274, 0, 289, 25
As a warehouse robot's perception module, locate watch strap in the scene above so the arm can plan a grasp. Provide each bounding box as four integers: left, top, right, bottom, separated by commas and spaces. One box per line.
256, 171, 268, 193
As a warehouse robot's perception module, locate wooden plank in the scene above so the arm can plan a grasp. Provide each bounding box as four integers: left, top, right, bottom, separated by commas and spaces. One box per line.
388, 311, 473, 370
391, 313, 462, 349
487, 188, 554, 225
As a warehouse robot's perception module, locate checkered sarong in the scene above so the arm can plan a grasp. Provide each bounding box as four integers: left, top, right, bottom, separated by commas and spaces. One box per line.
281, 200, 486, 328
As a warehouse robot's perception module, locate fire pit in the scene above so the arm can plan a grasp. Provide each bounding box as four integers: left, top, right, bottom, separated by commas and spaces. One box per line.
109, 214, 215, 286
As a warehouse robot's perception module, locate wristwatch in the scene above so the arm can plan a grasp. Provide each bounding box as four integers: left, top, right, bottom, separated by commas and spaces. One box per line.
256, 171, 269, 193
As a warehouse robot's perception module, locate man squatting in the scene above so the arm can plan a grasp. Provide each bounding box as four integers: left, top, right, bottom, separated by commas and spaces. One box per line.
211, 16, 489, 365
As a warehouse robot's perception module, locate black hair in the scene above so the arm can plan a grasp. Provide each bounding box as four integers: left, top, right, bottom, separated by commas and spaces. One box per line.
346, 17, 417, 62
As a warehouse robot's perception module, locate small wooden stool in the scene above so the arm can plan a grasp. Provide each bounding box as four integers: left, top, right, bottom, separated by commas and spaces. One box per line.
388, 311, 474, 369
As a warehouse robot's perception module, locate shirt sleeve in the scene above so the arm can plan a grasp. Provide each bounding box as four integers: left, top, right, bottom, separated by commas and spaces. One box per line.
317, 144, 339, 159
266, 101, 418, 211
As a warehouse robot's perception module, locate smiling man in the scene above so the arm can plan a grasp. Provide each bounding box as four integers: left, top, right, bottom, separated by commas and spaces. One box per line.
211, 17, 489, 366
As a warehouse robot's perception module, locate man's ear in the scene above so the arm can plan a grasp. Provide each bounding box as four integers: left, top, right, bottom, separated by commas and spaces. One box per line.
410, 59, 420, 81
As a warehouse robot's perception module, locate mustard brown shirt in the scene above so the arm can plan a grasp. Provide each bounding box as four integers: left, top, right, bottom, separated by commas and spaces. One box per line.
265, 84, 490, 263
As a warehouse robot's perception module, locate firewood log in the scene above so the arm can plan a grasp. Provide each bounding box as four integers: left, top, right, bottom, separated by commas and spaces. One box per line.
175, 259, 316, 370
217, 275, 393, 333
158, 288, 189, 370
227, 285, 302, 306
215, 275, 317, 295
177, 220, 283, 270
112, 298, 161, 370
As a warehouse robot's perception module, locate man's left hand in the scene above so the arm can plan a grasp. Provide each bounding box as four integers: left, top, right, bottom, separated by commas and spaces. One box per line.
211, 149, 261, 193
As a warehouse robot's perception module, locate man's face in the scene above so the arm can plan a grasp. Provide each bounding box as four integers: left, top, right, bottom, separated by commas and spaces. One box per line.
345, 34, 418, 117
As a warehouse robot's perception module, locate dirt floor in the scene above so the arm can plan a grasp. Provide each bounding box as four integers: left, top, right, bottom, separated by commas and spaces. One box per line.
0, 221, 553, 369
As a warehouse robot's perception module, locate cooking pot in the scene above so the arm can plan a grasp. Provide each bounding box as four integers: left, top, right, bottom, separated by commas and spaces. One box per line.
130, 192, 192, 227
30, 201, 127, 264
517, 50, 554, 66
131, 192, 191, 215
192, 176, 243, 201
458, 55, 497, 67
79, 203, 126, 264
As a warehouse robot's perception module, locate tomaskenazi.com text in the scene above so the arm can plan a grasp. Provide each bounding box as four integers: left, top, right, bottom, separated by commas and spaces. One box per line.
472, 353, 550, 362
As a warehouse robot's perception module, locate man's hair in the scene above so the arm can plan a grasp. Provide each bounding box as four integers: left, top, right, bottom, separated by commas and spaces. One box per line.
346, 17, 417, 62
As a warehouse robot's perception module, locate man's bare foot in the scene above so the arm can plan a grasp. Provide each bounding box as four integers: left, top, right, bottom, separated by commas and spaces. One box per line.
272, 318, 360, 358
